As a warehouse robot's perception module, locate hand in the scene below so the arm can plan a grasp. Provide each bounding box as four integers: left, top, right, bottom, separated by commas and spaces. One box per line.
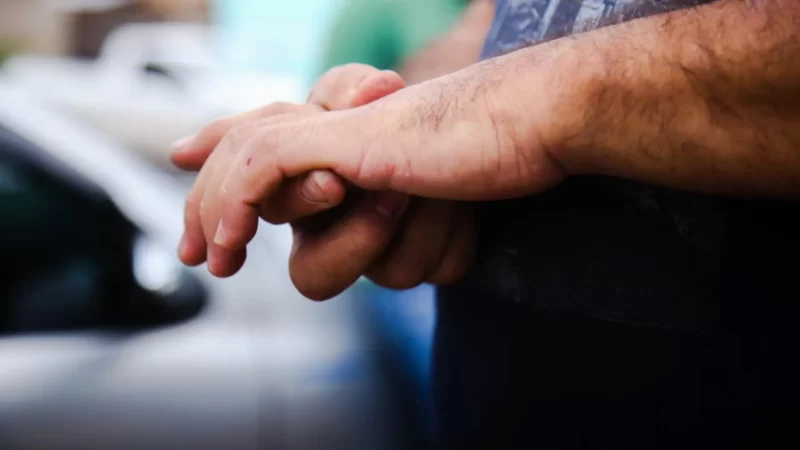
290, 195, 476, 300
188, 59, 565, 241
289, 68, 478, 300
174, 64, 478, 300
172, 64, 404, 276
180, 61, 566, 286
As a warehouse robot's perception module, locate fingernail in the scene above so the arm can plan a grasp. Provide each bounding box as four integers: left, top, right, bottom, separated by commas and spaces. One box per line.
213, 220, 227, 246
375, 191, 409, 220
171, 136, 194, 152
301, 171, 335, 204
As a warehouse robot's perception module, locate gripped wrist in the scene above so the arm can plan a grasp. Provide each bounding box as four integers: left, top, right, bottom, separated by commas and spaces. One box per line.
490, 39, 609, 180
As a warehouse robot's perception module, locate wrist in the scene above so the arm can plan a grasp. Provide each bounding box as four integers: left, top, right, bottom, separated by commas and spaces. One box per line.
493, 39, 609, 179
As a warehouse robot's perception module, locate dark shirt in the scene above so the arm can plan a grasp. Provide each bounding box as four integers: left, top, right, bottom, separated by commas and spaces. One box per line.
434, 1, 800, 448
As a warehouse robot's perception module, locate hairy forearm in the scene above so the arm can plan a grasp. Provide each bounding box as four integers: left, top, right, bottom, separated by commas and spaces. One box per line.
508, 0, 800, 197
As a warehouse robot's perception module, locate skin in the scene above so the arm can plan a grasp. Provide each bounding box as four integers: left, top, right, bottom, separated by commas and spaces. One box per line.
174, 2, 491, 299
175, 0, 800, 300
173, 65, 476, 299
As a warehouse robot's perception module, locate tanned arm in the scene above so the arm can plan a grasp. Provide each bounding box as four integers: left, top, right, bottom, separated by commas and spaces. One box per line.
499, 0, 800, 197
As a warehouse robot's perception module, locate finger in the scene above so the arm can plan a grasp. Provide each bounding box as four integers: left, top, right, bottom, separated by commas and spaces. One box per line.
207, 245, 247, 278
200, 124, 261, 268
308, 64, 404, 110
214, 112, 374, 247
289, 191, 410, 301
348, 70, 405, 107
212, 199, 259, 253
170, 103, 322, 171
200, 149, 253, 276
178, 151, 218, 266
307, 64, 374, 109
365, 200, 456, 290
256, 69, 403, 224
259, 170, 347, 225
427, 205, 476, 286
213, 145, 282, 250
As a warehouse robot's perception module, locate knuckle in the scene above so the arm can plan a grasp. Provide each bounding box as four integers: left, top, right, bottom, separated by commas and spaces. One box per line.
184, 187, 203, 216
222, 122, 259, 152
198, 196, 210, 218
260, 101, 296, 116
253, 126, 281, 151
197, 191, 216, 219
204, 117, 234, 140
228, 122, 253, 141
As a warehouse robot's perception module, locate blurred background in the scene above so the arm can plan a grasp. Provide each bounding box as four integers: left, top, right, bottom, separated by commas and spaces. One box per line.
0, 1, 450, 449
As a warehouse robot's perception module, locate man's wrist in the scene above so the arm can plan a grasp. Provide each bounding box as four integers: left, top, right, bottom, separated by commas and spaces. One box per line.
505, 15, 684, 182
492, 37, 609, 179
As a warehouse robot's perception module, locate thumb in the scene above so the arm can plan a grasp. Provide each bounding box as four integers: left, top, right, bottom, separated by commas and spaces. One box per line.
280, 69, 405, 222
348, 70, 406, 107
309, 64, 405, 110
289, 191, 409, 301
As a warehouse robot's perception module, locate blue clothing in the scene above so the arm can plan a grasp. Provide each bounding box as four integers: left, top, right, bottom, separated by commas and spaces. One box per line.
433, 1, 800, 449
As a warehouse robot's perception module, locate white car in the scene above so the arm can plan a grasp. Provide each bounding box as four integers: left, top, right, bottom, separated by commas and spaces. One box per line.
0, 81, 401, 450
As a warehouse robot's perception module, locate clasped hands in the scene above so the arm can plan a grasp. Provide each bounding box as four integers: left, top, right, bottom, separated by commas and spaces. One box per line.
172, 63, 567, 300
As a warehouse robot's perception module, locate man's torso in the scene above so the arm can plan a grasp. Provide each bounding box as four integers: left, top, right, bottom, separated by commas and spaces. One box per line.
434, 3, 800, 447
446, 0, 800, 334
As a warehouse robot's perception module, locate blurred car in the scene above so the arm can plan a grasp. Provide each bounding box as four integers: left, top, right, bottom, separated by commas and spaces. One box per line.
0, 80, 401, 450
2, 22, 305, 168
